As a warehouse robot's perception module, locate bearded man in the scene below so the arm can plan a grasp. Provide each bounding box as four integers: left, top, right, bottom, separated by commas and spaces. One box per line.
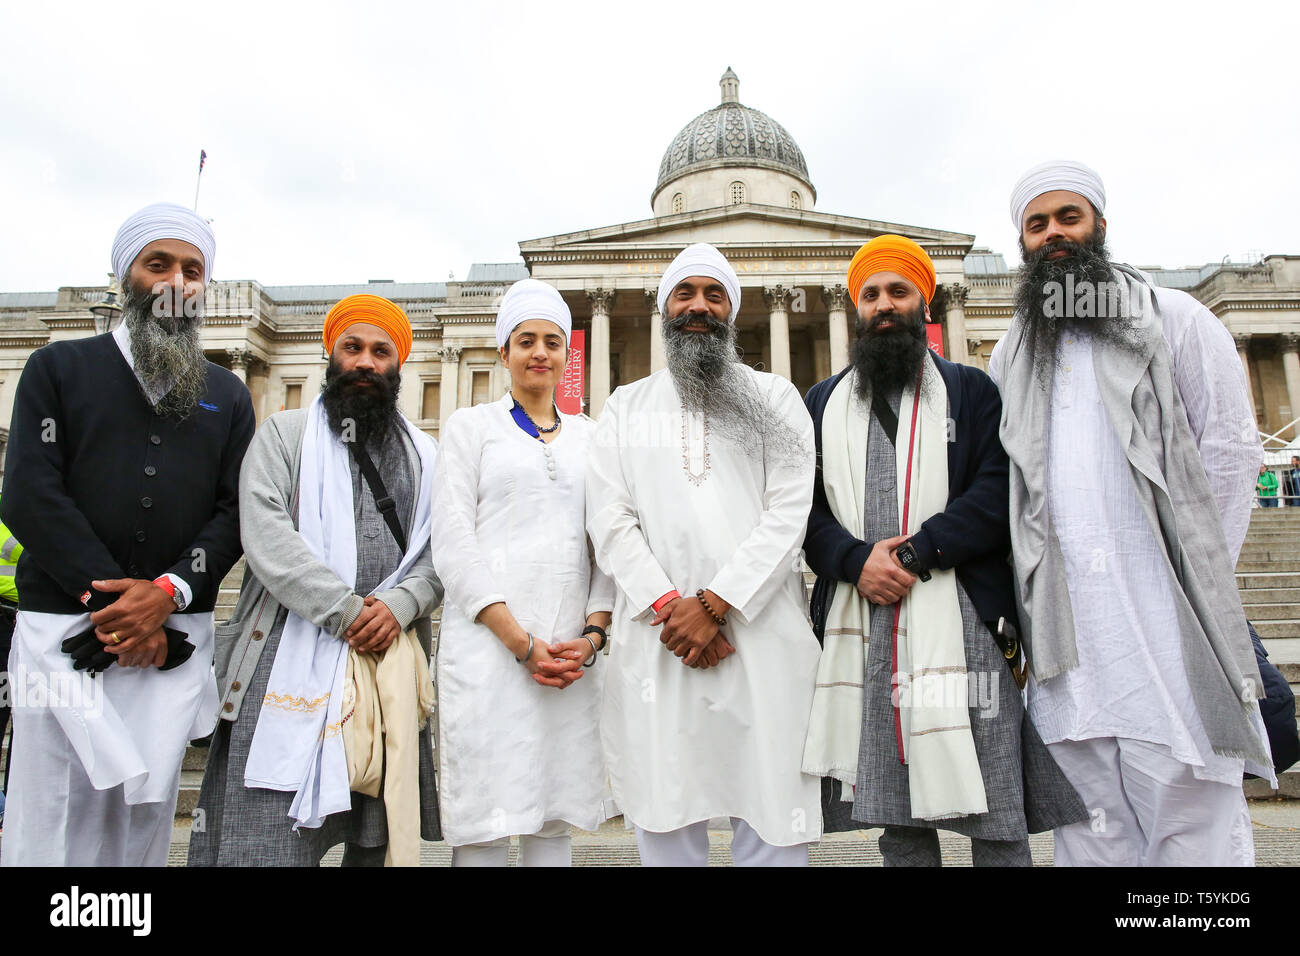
0, 203, 254, 866
801, 236, 1084, 866
990, 161, 1271, 866
586, 243, 822, 866
189, 294, 442, 867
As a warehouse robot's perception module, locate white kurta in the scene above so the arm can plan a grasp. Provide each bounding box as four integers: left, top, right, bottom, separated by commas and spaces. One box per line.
989, 285, 1268, 784
586, 367, 823, 847
2, 609, 216, 866
430, 395, 615, 847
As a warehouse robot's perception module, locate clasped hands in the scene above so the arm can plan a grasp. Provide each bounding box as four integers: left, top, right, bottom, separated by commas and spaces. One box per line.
653, 591, 735, 670
84, 577, 179, 669
345, 595, 401, 654
856, 534, 918, 606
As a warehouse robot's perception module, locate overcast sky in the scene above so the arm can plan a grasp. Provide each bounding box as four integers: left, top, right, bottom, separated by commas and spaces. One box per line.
2, 0, 1296, 293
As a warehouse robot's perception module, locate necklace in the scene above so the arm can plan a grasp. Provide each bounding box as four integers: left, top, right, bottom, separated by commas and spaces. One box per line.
513, 395, 561, 435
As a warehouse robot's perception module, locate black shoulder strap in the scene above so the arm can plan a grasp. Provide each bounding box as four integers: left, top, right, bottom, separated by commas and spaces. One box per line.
871, 390, 899, 447
349, 442, 408, 554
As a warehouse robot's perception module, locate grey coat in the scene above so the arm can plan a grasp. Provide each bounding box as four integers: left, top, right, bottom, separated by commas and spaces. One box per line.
213, 409, 443, 723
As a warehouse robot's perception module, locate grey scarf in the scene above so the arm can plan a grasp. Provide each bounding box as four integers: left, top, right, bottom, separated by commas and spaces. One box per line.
999, 264, 1267, 765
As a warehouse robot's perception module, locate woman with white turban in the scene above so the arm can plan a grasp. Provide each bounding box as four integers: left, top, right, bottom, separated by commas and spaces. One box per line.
430, 278, 614, 866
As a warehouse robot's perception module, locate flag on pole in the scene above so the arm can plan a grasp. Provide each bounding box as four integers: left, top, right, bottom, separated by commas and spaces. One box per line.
199, 149, 207, 173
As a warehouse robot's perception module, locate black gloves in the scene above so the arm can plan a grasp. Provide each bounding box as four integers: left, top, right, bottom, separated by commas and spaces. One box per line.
60, 625, 194, 673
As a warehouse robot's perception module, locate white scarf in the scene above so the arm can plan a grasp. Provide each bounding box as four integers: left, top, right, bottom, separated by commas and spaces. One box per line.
244, 395, 437, 829
802, 360, 988, 820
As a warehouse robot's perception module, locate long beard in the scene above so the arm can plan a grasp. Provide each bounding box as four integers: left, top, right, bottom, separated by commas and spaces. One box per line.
849, 303, 929, 400
121, 282, 209, 419
662, 312, 806, 461
321, 359, 402, 447
1012, 223, 1143, 380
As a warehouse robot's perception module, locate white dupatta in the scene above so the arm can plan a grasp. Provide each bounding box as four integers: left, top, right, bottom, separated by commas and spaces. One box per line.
802, 359, 987, 820
244, 395, 437, 829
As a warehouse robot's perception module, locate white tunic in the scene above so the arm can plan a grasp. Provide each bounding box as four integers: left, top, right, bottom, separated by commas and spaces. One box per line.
430, 395, 615, 846
990, 285, 1268, 784
586, 367, 823, 846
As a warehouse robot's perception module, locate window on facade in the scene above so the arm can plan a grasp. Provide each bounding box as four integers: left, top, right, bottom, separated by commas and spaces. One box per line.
790, 191, 801, 209
421, 381, 440, 420
284, 382, 302, 410
672, 193, 684, 214
729, 181, 746, 205
471, 369, 491, 406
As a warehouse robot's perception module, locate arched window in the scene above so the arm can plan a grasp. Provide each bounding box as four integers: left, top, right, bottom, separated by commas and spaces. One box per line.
729, 181, 746, 205
672, 193, 684, 214
789, 191, 801, 210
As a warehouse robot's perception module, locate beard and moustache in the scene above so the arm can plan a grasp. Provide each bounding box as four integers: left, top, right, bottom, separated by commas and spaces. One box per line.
849, 301, 930, 401
1013, 221, 1144, 380
662, 311, 805, 460
120, 280, 210, 419
321, 357, 403, 447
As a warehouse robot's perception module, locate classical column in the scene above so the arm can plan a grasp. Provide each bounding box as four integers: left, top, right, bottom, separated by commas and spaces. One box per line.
941, 283, 969, 365
1233, 333, 1255, 411
966, 337, 985, 371
226, 348, 250, 385
438, 345, 462, 425
763, 285, 792, 380
646, 289, 665, 373
1282, 334, 1300, 434
587, 289, 614, 418
821, 284, 850, 375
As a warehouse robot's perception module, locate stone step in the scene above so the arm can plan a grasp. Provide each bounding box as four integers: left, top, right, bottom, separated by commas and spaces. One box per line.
1239, 549, 1300, 564
1236, 561, 1300, 574
1238, 572, 1300, 590
1242, 588, 1300, 604
1243, 603, 1300, 621
1253, 620, 1300, 639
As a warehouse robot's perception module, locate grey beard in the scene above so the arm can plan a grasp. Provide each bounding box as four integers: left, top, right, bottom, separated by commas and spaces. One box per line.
663, 313, 806, 462
121, 283, 209, 419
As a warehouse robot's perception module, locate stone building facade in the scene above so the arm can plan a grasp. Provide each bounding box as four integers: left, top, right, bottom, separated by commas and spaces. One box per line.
1, 69, 1297, 469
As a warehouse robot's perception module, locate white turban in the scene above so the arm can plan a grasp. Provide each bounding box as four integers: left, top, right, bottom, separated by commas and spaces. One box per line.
496, 278, 571, 348
1009, 160, 1106, 231
656, 243, 741, 323
111, 202, 217, 285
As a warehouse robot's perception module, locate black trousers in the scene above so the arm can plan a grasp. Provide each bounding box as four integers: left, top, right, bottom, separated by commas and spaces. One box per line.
0, 601, 15, 793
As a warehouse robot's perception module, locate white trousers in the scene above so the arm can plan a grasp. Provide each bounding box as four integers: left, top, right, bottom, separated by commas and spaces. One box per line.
451, 819, 573, 867
635, 819, 809, 867
1, 699, 178, 866
1049, 737, 1254, 867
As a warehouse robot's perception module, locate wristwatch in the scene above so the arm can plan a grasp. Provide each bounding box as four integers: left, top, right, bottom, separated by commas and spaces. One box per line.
895, 539, 931, 582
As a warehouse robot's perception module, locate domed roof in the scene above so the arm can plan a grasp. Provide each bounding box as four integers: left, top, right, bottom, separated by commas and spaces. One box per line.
653, 68, 814, 202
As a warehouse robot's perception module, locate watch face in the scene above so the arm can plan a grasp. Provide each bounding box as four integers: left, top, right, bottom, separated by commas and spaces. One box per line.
897, 543, 917, 569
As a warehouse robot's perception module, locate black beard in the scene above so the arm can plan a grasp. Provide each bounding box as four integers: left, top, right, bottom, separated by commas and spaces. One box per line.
661, 311, 806, 462
1013, 222, 1143, 379
120, 280, 209, 420
321, 358, 402, 447
850, 302, 929, 400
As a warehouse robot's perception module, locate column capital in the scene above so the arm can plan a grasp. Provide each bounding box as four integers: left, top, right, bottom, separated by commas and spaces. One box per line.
763, 284, 792, 310
226, 347, 251, 369
966, 336, 984, 357
820, 283, 850, 312
438, 345, 462, 364
1233, 332, 1252, 350
941, 282, 969, 309
644, 288, 660, 315
587, 289, 615, 315
1283, 333, 1300, 354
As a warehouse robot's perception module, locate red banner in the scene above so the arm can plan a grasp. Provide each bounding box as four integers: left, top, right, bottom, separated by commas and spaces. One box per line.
557, 330, 586, 415
925, 321, 944, 358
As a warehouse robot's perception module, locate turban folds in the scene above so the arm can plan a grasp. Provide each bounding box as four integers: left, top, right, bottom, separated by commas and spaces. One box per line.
1009, 159, 1106, 230
847, 235, 936, 305
323, 294, 413, 364
496, 279, 572, 348
112, 202, 217, 285
657, 243, 741, 323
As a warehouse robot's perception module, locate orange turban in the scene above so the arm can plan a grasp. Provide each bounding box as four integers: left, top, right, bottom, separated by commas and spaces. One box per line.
322, 294, 413, 364
847, 235, 936, 306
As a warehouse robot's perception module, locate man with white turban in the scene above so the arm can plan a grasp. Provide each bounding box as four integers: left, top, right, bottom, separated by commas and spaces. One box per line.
189, 294, 442, 867
990, 161, 1272, 866
0, 202, 255, 866
586, 243, 823, 865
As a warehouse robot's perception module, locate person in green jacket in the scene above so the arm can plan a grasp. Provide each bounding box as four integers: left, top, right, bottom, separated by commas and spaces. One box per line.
0, 503, 22, 826
1258, 465, 1279, 508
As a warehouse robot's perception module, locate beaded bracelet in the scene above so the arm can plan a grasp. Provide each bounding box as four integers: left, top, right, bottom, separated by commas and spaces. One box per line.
695, 589, 727, 626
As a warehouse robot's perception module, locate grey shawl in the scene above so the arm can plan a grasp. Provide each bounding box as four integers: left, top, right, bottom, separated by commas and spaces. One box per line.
998, 264, 1268, 765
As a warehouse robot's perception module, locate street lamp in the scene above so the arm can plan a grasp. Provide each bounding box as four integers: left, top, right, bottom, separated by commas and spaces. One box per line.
89, 273, 123, 334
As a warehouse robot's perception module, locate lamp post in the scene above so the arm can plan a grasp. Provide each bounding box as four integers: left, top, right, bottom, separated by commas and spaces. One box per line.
89, 273, 122, 334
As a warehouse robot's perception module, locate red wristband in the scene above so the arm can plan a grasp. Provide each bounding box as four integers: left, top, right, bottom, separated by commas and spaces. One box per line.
152, 576, 176, 600
652, 590, 681, 613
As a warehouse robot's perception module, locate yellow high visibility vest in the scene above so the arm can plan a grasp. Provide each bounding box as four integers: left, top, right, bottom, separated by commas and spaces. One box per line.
0, 506, 23, 604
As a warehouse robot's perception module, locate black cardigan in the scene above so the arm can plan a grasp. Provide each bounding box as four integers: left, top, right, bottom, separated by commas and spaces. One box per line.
1, 333, 255, 614
802, 353, 1018, 639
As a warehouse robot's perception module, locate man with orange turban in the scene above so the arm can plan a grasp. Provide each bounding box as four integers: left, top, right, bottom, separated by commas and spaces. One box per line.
191, 294, 444, 867
801, 235, 1084, 866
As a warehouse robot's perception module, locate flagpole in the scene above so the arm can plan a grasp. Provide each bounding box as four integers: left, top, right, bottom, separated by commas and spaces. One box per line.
194, 149, 206, 211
